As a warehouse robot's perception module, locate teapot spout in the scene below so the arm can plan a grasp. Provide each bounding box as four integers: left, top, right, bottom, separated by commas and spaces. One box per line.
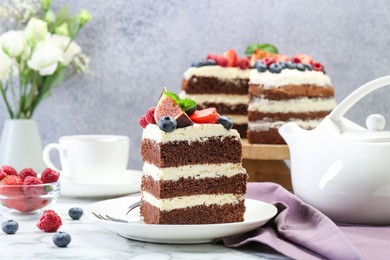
278, 122, 306, 147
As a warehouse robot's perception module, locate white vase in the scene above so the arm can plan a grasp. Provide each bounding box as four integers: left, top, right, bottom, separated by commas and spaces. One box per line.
0, 119, 46, 172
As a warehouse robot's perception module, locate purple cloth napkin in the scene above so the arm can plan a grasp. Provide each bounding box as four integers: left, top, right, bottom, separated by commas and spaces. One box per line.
223, 182, 390, 260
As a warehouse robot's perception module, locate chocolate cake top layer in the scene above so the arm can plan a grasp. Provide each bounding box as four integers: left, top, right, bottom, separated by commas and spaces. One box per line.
182, 78, 249, 95
141, 136, 242, 167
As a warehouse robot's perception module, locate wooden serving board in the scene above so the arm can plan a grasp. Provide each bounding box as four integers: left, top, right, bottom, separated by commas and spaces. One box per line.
241, 139, 290, 160
241, 139, 292, 190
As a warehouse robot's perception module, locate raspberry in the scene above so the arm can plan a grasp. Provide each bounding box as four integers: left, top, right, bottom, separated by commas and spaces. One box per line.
0, 166, 17, 176
139, 115, 148, 128
261, 57, 276, 67
22, 176, 45, 196
19, 168, 37, 180
236, 58, 250, 69
215, 56, 228, 67
312, 61, 324, 72
37, 210, 62, 232
0, 172, 7, 182
0, 175, 23, 198
40, 168, 60, 183
145, 107, 156, 124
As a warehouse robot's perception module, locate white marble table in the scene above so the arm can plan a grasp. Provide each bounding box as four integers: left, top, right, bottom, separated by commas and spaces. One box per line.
0, 195, 287, 259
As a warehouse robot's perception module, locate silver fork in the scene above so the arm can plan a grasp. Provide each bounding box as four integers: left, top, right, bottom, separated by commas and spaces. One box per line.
92, 200, 141, 223
92, 212, 128, 223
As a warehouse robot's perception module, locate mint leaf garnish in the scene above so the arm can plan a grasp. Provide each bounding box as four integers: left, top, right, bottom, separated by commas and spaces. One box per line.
164, 91, 180, 104
179, 98, 197, 111
245, 43, 279, 54
245, 44, 259, 55
163, 90, 197, 112
257, 43, 279, 54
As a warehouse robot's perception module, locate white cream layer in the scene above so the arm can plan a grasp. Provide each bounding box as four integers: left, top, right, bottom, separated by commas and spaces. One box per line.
143, 162, 246, 181
142, 192, 244, 211
248, 97, 336, 113
181, 92, 249, 105
142, 123, 240, 143
184, 66, 250, 80
250, 69, 332, 88
249, 119, 321, 131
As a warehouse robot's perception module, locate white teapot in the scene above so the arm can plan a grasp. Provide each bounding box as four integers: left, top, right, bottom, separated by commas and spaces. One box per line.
279, 76, 390, 224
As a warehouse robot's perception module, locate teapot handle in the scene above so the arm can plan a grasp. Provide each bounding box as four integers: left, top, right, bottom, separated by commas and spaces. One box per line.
329, 76, 390, 122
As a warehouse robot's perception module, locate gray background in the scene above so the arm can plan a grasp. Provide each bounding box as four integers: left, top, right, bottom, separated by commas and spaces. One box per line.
1, 0, 390, 170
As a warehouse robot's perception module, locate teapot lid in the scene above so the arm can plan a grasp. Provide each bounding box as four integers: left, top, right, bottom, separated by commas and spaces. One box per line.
342, 114, 390, 142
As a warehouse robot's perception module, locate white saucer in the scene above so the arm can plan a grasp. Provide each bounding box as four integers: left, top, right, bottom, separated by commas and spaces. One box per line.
85, 196, 277, 244
60, 170, 141, 198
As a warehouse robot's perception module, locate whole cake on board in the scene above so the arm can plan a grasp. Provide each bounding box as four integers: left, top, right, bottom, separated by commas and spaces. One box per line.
247, 47, 337, 144
181, 49, 250, 138
139, 89, 247, 224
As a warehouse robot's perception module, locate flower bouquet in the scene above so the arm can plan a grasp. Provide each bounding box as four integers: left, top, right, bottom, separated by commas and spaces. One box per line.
0, 0, 92, 119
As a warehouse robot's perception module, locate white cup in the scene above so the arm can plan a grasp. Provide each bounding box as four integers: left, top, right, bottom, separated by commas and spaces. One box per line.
43, 135, 130, 184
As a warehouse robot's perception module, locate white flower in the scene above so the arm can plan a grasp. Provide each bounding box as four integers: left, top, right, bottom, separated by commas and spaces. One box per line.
0, 49, 14, 80
27, 37, 63, 76
24, 18, 48, 46
0, 30, 28, 58
51, 35, 81, 65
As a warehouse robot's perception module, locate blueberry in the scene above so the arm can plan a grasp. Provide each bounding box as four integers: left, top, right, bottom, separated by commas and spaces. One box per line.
254, 61, 267, 72
206, 59, 216, 66
269, 63, 282, 73
53, 231, 71, 248
285, 61, 296, 69
158, 116, 177, 132
296, 63, 306, 71
68, 207, 83, 220
276, 61, 287, 69
1, 220, 18, 235
217, 116, 233, 130
304, 63, 313, 71
191, 61, 206, 67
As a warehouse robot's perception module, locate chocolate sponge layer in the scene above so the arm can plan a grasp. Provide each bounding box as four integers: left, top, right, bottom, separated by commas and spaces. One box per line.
140, 200, 245, 224
141, 136, 242, 168
142, 173, 247, 199
182, 77, 249, 95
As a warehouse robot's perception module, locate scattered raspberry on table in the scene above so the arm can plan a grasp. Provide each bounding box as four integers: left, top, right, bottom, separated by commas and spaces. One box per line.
37, 210, 62, 232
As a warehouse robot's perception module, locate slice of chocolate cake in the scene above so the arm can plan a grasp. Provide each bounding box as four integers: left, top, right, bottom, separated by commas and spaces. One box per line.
139, 89, 247, 224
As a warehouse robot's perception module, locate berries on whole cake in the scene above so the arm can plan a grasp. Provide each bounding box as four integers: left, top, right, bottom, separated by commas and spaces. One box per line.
139, 89, 247, 225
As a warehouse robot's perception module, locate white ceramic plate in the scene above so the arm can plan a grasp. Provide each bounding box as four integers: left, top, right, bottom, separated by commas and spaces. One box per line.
85, 196, 277, 244
60, 170, 141, 198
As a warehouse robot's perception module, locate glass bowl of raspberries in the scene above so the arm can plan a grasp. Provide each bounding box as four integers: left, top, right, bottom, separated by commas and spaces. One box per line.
0, 166, 60, 215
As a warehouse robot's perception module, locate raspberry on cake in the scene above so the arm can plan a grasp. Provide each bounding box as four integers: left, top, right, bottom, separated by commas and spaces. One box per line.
181, 49, 251, 137
139, 89, 247, 224
247, 52, 337, 144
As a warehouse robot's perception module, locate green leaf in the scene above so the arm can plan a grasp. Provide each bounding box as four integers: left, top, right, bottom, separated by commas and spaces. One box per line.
245, 43, 279, 54
164, 91, 180, 104
257, 43, 279, 54
179, 98, 197, 112
245, 44, 259, 55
